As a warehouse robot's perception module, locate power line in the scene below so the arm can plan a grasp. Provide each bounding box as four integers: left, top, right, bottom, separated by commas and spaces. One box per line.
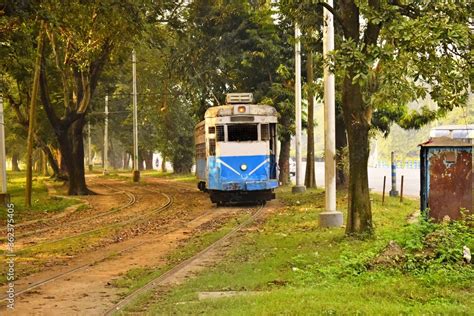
94, 92, 172, 97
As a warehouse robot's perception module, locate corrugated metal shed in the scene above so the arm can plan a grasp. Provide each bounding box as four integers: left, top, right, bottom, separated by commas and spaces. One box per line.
420, 137, 472, 221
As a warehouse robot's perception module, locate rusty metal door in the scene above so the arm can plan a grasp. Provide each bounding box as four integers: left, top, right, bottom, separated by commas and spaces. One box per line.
428, 148, 472, 221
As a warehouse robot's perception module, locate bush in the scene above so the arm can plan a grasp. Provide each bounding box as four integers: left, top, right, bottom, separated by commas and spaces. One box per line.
397, 211, 474, 273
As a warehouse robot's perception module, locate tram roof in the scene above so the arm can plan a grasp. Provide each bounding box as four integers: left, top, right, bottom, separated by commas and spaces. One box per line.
204, 104, 277, 118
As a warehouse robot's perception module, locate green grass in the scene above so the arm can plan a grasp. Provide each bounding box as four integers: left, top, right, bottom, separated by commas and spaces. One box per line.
112, 213, 251, 313
151, 171, 196, 183
120, 187, 473, 315
1, 171, 79, 222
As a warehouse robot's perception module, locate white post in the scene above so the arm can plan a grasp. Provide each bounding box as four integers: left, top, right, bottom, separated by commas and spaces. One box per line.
320, 0, 343, 227
103, 95, 109, 175
0, 96, 7, 194
292, 23, 305, 193
88, 121, 92, 171
132, 49, 140, 182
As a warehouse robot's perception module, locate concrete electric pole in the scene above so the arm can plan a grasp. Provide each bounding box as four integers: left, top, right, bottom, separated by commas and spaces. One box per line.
0, 96, 9, 204
319, 0, 343, 227
103, 95, 109, 175
292, 23, 306, 194
132, 49, 140, 182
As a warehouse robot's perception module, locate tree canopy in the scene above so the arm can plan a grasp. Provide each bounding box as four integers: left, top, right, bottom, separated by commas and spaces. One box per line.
1, 0, 471, 234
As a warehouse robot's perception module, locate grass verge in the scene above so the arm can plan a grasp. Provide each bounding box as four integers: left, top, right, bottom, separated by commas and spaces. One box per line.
111, 213, 251, 314
124, 187, 474, 315
1, 171, 80, 222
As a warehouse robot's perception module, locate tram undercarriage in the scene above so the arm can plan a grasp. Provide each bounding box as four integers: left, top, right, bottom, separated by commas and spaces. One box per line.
209, 189, 275, 205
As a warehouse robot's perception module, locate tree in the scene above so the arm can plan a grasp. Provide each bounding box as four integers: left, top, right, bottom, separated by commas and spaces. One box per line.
304, 50, 316, 188
36, 1, 144, 194
322, 0, 471, 234
173, 1, 296, 181
0, 12, 63, 179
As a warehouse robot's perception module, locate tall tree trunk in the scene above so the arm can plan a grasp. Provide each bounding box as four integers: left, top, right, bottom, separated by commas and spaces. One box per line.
25, 22, 44, 207
122, 152, 129, 169
161, 156, 167, 172
56, 116, 89, 195
126, 152, 130, 169
11, 152, 20, 171
59, 150, 68, 175
278, 137, 291, 185
342, 76, 372, 235
138, 150, 144, 171
34, 149, 41, 173
42, 150, 49, 176
336, 112, 347, 188
144, 151, 153, 170
43, 145, 62, 179
305, 50, 316, 188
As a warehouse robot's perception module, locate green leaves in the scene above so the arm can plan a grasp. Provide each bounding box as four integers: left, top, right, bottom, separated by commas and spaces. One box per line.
323, 0, 471, 134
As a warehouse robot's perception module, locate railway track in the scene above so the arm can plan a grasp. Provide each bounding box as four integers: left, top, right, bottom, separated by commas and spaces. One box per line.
0, 181, 137, 242
0, 198, 264, 313
0, 177, 268, 316
19, 184, 171, 252
0, 185, 174, 302
104, 202, 266, 316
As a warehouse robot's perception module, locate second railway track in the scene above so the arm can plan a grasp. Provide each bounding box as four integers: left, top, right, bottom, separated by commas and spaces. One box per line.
0, 184, 174, 302
18, 183, 171, 252
104, 202, 266, 315
0, 181, 137, 242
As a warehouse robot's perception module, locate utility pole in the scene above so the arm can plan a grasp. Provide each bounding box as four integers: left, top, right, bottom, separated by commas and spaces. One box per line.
88, 121, 93, 172
319, 0, 343, 227
103, 95, 109, 175
132, 49, 140, 182
0, 96, 9, 205
292, 23, 305, 194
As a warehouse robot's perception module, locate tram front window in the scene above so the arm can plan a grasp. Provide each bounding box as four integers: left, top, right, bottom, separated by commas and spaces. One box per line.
227, 124, 258, 142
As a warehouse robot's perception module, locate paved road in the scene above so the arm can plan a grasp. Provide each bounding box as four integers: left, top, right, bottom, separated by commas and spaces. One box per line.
292, 162, 420, 197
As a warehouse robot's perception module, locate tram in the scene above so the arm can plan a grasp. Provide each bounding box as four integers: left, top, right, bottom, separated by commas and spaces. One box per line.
195, 93, 278, 205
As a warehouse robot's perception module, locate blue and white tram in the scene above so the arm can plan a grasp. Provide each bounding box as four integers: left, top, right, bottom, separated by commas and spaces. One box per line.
195, 93, 278, 204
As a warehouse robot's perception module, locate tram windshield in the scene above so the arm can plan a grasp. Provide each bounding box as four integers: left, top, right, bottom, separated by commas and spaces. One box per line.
228, 124, 258, 142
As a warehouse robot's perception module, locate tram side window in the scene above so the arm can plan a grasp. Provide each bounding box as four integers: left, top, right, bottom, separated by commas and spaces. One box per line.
208, 126, 215, 134
228, 124, 258, 142
209, 139, 216, 156
216, 125, 225, 141
196, 143, 206, 159
261, 124, 270, 141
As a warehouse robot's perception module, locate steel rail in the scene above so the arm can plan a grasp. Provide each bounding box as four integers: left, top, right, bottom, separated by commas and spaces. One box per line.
104, 202, 266, 316
0, 187, 173, 302
18, 187, 170, 252
0, 182, 136, 242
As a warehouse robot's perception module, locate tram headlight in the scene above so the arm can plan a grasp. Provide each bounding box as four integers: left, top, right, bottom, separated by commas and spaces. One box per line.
240, 163, 248, 171
237, 106, 246, 113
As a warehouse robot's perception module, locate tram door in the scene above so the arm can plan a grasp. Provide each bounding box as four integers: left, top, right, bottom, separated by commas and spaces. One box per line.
262, 123, 277, 179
